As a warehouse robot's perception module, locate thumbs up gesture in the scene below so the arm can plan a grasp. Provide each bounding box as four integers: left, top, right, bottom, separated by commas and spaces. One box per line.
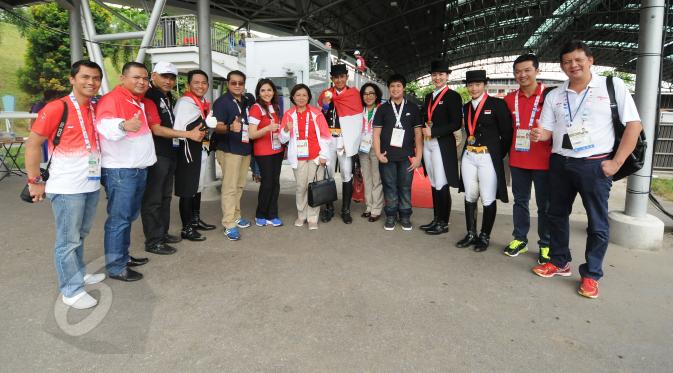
205, 111, 217, 128
124, 111, 143, 132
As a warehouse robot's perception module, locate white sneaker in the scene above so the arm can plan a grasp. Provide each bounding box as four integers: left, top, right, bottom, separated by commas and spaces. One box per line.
84, 273, 106, 285
294, 218, 305, 227
62, 291, 98, 309
308, 221, 318, 230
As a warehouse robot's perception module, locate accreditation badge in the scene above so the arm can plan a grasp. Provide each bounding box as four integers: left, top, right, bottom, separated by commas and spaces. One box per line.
359, 133, 372, 154
296, 139, 309, 158
567, 121, 594, 152
88, 153, 101, 181
172, 138, 180, 148
271, 132, 282, 150
515, 129, 531, 152
390, 127, 405, 148
241, 123, 249, 143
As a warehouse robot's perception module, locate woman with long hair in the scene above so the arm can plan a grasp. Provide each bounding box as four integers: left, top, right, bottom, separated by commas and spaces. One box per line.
248, 79, 285, 227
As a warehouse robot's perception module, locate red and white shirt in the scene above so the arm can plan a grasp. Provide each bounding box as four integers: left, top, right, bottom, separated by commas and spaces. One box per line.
504, 84, 551, 170
95, 85, 158, 168
32, 97, 101, 194
248, 103, 284, 156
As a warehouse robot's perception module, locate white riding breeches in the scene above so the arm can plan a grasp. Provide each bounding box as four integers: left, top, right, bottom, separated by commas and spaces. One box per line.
461, 150, 497, 205
423, 138, 447, 190
327, 136, 353, 182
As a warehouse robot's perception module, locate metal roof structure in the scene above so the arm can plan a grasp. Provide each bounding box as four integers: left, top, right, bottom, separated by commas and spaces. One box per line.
2, 0, 671, 80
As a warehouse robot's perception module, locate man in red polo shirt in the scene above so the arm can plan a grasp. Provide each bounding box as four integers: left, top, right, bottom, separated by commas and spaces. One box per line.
503, 54, 553, 264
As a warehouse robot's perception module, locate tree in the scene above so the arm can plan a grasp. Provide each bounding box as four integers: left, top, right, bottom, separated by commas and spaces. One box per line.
600, 69, 636, 91
15, 2, 112, 96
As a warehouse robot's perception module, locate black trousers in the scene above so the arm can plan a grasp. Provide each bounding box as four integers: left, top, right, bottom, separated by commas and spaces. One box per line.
141, 155, 176, 247
255, 152, 284, 219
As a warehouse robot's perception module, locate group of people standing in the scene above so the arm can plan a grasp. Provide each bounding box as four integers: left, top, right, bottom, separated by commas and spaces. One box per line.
25, 39, 642, 311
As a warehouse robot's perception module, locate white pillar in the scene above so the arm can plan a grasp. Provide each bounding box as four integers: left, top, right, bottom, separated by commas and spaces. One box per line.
608, 0, 665, 250
135, 0, 165, 63
197, 0, 220, 201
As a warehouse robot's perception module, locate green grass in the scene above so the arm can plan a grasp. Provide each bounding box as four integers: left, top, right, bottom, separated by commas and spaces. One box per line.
652, 178, 673, 202
0, 22, 32, 111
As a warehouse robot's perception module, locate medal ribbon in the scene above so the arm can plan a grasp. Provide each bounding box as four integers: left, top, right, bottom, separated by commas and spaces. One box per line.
467, 94, 488, 137
427, 85, 450, 122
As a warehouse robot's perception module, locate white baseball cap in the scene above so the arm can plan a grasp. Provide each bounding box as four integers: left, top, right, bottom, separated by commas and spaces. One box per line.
153, 61, 178, 76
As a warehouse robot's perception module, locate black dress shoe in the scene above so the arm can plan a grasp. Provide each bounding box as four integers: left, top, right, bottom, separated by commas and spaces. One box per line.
361, 212, 371, 218
420, 219, 438, 231
127, 255, 149, 267
368, 214, 381, 222
181, 226, 206, 242
456, 232, 478, 248
109, 268, 143, 282
145, 243, 177, 255
164, 234, 182, 244
192, 218, 216, 231
426, 221, 449, 235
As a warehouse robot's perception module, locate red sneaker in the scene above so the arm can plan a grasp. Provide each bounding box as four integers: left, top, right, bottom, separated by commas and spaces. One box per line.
532, 262, 572, 278
578, 277, 599, 299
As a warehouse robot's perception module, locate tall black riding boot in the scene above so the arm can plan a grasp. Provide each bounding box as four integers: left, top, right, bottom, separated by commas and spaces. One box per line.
474, 202, 497, 252
420, 188, 439, 231
426, 186, 449, 235
341, 180, 353, 224
456, 200, 478, 248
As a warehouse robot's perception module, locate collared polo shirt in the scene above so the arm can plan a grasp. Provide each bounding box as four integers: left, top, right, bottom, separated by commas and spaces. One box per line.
539, 73, 640, 158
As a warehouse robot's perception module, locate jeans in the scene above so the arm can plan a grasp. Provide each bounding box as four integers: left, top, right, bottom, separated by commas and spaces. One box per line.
379, 158, 413, 218
47, 190, 100, 297
548, 154, 612, 280
101, 168, 148, 275
255, 152, 283, 219
510, 166, 551, 247
141, 155, 176, 247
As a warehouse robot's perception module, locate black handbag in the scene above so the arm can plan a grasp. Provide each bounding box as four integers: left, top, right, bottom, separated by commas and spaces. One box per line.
20, 100, 68, 203
606, 76, 647, 181
308, 165, 337, 207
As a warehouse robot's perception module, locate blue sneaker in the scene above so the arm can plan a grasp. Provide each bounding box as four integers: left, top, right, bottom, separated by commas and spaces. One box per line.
224, 227, 241, 241
266, 218, 283, 227
235, 218, 251, 228
255, 218, 267, 227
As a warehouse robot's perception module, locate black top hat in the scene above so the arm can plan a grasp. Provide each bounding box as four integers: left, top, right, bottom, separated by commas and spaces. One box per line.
464, 70, 488, 84
331, 64, 348, 76
430, 60, 451, 73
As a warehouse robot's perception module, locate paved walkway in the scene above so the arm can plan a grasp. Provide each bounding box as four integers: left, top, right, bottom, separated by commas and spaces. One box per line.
1, 173, 672, 372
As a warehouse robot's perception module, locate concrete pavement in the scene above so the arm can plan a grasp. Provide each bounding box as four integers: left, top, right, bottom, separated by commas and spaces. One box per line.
1, 173, 672, 372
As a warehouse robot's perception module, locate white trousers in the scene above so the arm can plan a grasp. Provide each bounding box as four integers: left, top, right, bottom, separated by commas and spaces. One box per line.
461, 151, 497, 205
423, 138, 447, 190
326, 136, 353, 182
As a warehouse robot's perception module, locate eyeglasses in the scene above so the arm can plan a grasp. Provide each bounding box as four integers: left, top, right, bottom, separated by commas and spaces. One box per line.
229, 81, 245, 86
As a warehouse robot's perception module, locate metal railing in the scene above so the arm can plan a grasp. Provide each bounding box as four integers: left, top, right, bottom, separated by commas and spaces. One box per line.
151, 15, 245, 56
654, 111, 673, 171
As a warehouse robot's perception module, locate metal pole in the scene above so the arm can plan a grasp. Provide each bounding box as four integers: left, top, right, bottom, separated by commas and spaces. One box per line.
135, 0, 166, 63
197, 0, 219, 201
94, 31, 146, 42
624, 0, 665, 217
69, 2, 83, 63
79, 0, 109, 93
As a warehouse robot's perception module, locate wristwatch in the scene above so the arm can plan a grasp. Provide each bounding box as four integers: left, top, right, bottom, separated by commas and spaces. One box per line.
27, 175, 45, 184
118, 121, 126, 133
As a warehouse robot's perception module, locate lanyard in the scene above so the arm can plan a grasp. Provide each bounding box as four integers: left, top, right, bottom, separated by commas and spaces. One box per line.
160, 96, 174, 124
467, 94, 488, 136
68, 93, 99, 154
514, 84, 544, 129
391, 99, 405, 128
362, 106, 377, 133
427, 85, 450, 122
565, 87, 591, 124
232, 97, 248, 120
294, 109, 310, 140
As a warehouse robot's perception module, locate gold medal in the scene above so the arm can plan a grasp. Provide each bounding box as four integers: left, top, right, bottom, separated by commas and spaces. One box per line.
468, 135, 476, 145
426, 121, 433, 126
